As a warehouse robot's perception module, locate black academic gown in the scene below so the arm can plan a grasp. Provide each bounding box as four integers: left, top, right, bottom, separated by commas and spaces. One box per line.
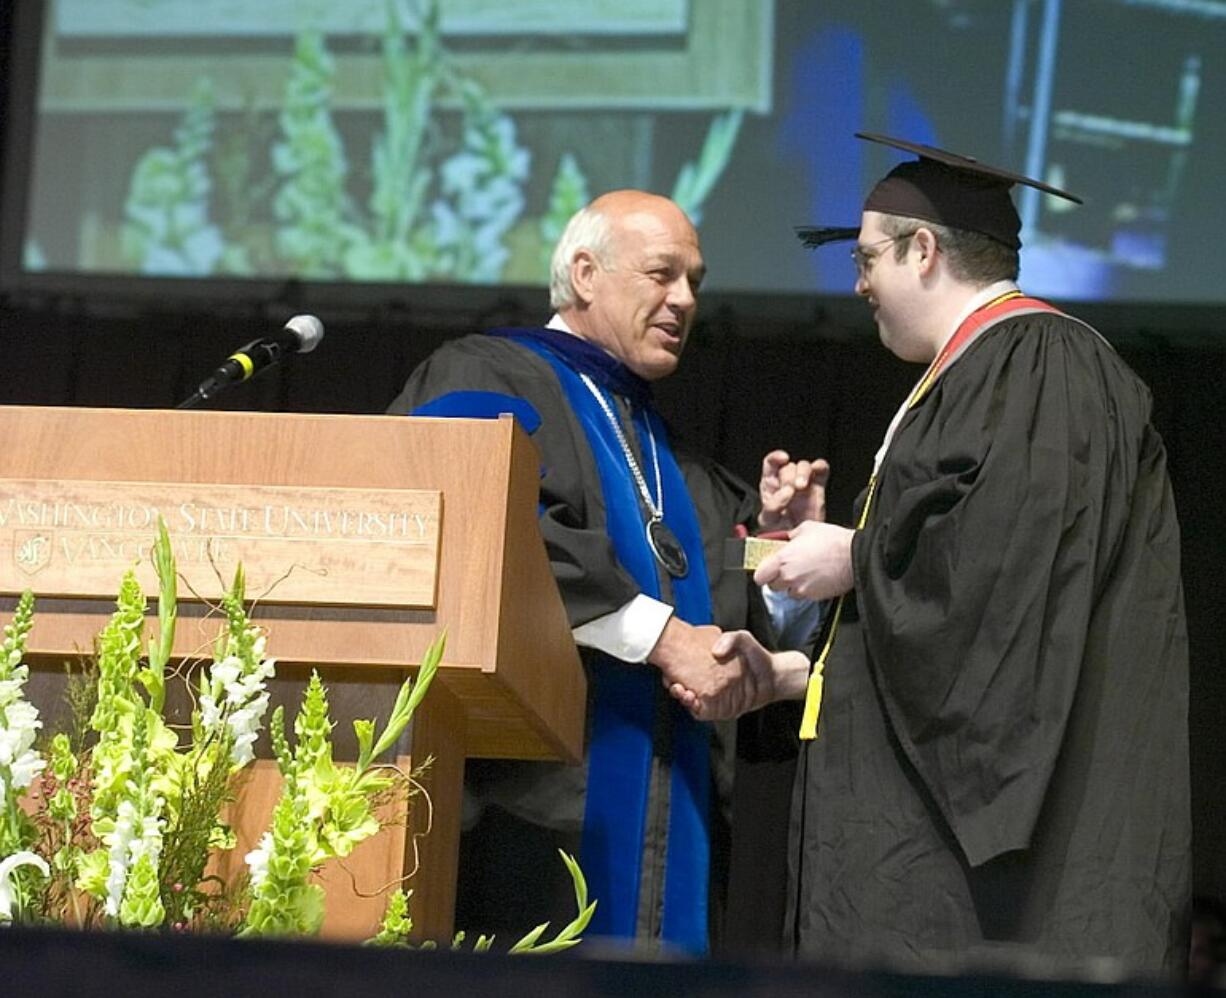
788, 310, 1190, 976
388, 332, 769, 946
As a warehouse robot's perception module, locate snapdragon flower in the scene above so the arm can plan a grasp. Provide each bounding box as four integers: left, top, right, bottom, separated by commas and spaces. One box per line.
0, 851, 49, 923
104, 799, 165, 919
1, 593, 44, 828
200, 630, 275, 770
244, 831, 273, 890
0, 698, 44, 799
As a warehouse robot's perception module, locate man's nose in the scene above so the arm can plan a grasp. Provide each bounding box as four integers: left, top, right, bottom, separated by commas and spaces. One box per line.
668, 276, 697, 311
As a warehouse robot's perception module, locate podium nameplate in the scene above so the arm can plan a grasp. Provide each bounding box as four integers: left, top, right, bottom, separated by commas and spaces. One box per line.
0, 478, 442, 609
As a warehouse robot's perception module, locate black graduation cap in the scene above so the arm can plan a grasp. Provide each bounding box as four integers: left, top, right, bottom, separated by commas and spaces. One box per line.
796, 132, 1083, 251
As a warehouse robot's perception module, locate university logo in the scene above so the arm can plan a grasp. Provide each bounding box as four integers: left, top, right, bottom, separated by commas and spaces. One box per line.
14, 531, 52, 575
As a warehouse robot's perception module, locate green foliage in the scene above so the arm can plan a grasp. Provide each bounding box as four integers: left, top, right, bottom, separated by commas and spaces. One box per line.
157, 731, 235, 929
1, 589, 34, 675
272, 31, 361, 276
342, 0, 442, 280
141, 519, 176, 713
367, 886, 414, 946
294, 673, 334, 775
60, 658, 100, 759
73, 848, 108, 903
506, 852, 596, 954
240, 636, 442, 938
240, 762, 324, 937
671, 110, 745, 226
540, 153, 590, 271
46, 736, 77, 823
119, 852, 165, 928
89, 572, 146, 737
121, 78, 224, 275
367, 848, 592, 954
87, 574, 150, 829
367, 632, 442, 767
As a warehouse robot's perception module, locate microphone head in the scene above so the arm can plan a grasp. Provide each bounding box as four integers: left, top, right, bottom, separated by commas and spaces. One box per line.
284, 314, 325, 353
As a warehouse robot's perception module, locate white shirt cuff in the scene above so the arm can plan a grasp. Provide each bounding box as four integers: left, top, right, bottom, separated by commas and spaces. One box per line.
572, 594, 675, 663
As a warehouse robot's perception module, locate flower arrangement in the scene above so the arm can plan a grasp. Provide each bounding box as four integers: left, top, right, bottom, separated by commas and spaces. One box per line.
0, 522, 593, 950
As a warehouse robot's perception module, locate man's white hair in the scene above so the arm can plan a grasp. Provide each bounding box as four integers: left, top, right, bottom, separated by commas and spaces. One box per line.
548, 203, 615, 309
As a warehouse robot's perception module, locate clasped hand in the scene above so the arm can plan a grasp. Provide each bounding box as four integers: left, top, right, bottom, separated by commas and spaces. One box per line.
664, 629, 809, 722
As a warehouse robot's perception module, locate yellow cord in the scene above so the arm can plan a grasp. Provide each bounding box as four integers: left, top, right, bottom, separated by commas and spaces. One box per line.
798, 475, 879, 740
798, 666, 825, 740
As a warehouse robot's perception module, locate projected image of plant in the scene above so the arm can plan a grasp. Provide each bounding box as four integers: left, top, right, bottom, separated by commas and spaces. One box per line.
110, 0, 743, 285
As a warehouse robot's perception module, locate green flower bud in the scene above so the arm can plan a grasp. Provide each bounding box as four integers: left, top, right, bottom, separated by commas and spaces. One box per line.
368, 889, 413, 946
119, 852, 166, 928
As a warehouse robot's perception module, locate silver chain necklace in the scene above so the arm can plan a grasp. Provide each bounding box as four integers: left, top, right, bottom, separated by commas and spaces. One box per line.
580, 373, 689, 578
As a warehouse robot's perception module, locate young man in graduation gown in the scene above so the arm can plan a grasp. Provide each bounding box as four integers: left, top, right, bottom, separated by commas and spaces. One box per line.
387, 190, 820, 954
681, 136, 1191, 976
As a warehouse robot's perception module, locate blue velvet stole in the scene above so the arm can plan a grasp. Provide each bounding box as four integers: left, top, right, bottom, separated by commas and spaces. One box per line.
510, 334, 713, 955
410, 389, 542, 434
487, 326, 654, 408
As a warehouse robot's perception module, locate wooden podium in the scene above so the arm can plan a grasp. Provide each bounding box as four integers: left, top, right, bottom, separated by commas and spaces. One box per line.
0, 404, 584, 941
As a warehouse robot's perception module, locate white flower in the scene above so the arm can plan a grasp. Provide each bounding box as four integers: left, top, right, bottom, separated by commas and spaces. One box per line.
127, 811, 165, 868
0, 672, 29, 703
104, 800, 140, 916
0, 851, 50, 923
227, 693, 270, 768
4, 749, 45, 794
0, 684, 44, 794
0, 706, 41, 759
199, 693, 223, 733
202, 650, 274, 769
211, 656, 243, 689
431, 201, 462, 247
441, 151, 487, 194
244, 832, 273, 890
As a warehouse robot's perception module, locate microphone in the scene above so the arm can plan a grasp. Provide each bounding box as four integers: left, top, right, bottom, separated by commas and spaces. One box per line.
177, 314, 324, 408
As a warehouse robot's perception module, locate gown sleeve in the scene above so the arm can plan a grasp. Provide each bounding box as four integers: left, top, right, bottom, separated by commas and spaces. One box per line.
388, 335, 645, 628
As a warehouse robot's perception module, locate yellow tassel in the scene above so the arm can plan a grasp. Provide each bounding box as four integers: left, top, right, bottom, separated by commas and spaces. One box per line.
798, 666, 825, 741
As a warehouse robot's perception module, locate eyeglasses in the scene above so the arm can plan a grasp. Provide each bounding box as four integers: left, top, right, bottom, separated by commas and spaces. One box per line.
850, 232, 917, 277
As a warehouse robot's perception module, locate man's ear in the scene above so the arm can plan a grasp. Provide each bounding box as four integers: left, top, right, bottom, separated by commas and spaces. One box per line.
571, 249, 600, 305
912, 227, 939, 275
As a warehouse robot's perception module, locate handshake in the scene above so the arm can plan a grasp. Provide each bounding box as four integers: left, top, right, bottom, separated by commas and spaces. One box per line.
649, 449, 859, 721
649, 617, 811, 722
634, 448, 859, 721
